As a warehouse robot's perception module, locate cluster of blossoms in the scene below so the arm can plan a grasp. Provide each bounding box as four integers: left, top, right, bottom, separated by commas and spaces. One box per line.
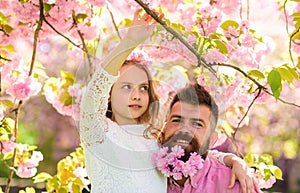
0, 142, 44, 178
252, 170, 276, 190
43, 71, 84, 121
152, 145, 204, 180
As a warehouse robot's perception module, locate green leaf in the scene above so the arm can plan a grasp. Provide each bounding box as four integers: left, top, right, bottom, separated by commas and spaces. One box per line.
58, 187, 68, 193
284, 65, 298, 80
220, 20, 239, 30
3, 24, 13, 33
268, 165, 283, 180
267, 70, 282, 99
212, 40, 228, 54
72, 184, 81, 193
18, 187, 36, 193
76, 13, 87, 23
33, 172, 53, 183
0, 44, 16, 53
118, 18, 132, 28
3, 151, 13, 160
277, 66, 294, 83
59, 91, 73, 106
291, 31, 300, 41
43, 3, 54, 13
297, 56, 300, 69
259, 154, 273, 165
60, 70, 75, 85
247, 69, 265, 80
1, 99, 14, 108
0, 12, 7, 24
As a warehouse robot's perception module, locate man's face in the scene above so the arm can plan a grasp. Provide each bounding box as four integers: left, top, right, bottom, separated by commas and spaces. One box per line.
161, 101, 212, 159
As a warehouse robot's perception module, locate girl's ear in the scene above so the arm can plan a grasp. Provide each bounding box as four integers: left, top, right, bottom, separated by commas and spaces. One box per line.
209, 131, 218, 149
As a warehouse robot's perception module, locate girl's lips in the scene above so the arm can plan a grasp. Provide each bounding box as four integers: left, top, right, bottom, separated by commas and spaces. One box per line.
128, 104, 142, 110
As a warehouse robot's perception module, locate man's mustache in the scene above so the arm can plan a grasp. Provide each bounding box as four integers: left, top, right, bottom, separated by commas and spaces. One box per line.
162, 131, 200, 155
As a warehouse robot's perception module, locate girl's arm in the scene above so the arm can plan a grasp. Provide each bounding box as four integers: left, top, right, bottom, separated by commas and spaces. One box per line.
102, 10, 156, 75
79, 10, 155, 146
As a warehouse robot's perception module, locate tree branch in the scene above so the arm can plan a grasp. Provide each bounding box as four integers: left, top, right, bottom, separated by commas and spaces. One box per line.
71, 11, 93, 70
216, 63, 300, 108
43, 18, 82, 49
134, 0, 216, 74
5, 100, 22, 193
28, 0, 44, 76
106, 4, 121, 40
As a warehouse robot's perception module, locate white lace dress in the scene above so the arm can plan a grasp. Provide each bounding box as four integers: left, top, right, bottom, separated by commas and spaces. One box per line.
80, 67, 167, 193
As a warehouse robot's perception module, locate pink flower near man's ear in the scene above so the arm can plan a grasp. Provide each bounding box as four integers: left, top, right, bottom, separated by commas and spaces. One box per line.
6, 76, 42, 101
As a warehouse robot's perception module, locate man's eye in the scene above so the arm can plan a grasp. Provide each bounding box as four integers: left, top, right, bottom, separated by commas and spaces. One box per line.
192, 121, 204, 128
170, 118, 182, 123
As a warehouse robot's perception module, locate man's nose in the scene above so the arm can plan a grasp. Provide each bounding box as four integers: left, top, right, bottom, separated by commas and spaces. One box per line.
179, 121, 194, 132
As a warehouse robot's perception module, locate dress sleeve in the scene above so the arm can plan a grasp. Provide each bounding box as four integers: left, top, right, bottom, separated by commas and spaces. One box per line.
207, 149, 237, 166
79, 66, 119, 147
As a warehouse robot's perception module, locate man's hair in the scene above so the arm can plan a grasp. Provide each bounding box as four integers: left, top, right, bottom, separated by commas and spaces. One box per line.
169, 84, 219, 131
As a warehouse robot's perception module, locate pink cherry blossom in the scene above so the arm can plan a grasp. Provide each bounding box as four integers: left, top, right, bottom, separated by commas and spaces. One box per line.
11, 1, 39, 23
212, 0, 240, 15
87, 0, 106, 7
16, 163, 37, 178
0, 138, 16, 154
6, 76, 42, 101
252, 171, 276, 189
203, 48, 227, 64
153, 145, 204, 180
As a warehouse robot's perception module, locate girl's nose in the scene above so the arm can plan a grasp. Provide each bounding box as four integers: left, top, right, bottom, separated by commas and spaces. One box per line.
131, 88, 141, 101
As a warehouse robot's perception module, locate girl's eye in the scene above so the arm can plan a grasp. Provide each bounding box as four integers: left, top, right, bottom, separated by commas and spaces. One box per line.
122, 85, 131, 89
140, 85, 149, 91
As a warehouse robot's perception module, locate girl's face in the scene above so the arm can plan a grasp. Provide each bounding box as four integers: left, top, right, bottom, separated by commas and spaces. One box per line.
110, 65, 150, 125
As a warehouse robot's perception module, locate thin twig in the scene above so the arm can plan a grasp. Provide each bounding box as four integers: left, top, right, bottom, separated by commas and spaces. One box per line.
43, 18, 82, 49
215, 63, 263, 88
283, 0, 289, 34
5, 101, 22, 193
29, 0, 44, 76
216, 63, 300, 108
106, 4, 121, 40
288, 26, 300, 66
233, 88, 262, 139
71, 11, 93, 69
0, 55, 11, 62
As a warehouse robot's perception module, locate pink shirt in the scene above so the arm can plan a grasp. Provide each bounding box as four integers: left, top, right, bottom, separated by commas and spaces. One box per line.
168, 158, 257, 193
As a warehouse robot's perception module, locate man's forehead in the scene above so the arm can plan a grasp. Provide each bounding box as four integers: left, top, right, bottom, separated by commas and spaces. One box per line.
169, 102, 211, 119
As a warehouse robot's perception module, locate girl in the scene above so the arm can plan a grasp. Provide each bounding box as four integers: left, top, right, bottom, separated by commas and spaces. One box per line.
80, 10, 257, 193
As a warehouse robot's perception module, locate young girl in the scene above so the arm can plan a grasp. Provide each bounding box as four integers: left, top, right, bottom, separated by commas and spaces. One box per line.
80, 10, 257, 193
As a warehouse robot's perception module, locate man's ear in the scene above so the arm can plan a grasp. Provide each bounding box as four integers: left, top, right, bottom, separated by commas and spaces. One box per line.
209, 131, 218, 149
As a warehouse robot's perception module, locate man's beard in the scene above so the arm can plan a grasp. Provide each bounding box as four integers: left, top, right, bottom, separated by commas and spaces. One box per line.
161, 131, 201, 162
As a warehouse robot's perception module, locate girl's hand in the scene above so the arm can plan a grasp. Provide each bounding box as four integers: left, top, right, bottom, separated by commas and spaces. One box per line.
228, 156, 262, 193
124, 9, 157, 45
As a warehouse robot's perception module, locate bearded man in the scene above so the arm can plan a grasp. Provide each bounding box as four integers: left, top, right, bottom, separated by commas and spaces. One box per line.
159, 84, 262, 193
